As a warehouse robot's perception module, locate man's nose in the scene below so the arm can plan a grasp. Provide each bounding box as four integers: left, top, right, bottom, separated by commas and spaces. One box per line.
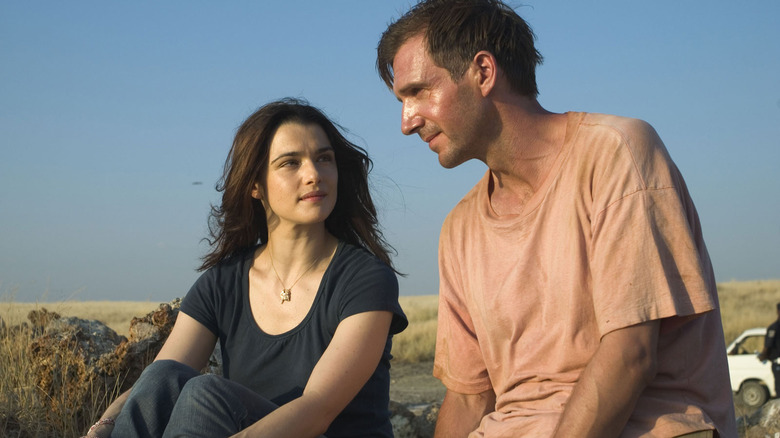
401, 102, 423, 135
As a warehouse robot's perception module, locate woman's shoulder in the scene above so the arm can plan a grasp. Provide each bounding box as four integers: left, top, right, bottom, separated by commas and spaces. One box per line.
192, 245, 257, 293
331, 242, 394, 277
327, 242, 407, 333
208, 245, 258, 273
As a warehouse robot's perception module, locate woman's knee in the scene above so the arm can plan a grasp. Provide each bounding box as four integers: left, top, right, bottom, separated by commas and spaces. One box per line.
174, 374, 243, 421
180, 373, 226, 397
131, 360, 200, 392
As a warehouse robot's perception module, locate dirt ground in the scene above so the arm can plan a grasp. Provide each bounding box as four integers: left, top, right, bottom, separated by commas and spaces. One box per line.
389, 360, 446, 406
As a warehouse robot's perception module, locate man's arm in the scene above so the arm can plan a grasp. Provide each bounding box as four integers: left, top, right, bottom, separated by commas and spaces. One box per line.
434, 388, 496, 438
553, 319, 660, 438
759, 325, 775, 361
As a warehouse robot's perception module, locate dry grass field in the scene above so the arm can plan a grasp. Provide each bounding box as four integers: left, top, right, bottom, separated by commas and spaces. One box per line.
717, 280, 780, 345
1, 280, 779, 436
394, 295, 438, 363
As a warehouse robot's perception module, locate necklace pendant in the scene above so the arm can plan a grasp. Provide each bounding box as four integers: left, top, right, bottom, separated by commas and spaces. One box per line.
280, 289, 291, 304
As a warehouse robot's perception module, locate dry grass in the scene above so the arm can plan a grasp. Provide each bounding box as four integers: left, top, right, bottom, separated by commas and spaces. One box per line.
718, 279, 780, 345
394, 295, 438, 363
1, 280, 778, 436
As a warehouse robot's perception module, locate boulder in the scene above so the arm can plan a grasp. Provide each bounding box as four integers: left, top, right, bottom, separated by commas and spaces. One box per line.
413, 403, 439, 437
111, 299, 181, 388
738, 399, 780, 437
26, 311, 126, 427
390, 400, 439, 438
24, 300, 183, 429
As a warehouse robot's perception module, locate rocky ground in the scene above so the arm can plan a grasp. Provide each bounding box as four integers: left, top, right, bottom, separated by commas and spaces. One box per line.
390, 361, 445, 408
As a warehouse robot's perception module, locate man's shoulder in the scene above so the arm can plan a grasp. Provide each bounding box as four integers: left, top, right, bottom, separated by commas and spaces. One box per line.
442, 171, 490, 226
578, 112, 655, 133
572, 112, 678, 192
574, 112, 663, 153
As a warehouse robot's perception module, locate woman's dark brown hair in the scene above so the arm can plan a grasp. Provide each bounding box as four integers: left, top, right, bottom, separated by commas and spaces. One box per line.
199, 98, 395, 271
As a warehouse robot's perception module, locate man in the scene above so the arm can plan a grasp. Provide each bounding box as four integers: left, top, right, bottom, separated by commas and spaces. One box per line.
758, 303, 780, 397
376, 0, 737, 437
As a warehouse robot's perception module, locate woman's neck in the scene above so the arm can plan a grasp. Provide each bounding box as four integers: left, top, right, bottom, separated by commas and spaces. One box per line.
265, 224, 337, 272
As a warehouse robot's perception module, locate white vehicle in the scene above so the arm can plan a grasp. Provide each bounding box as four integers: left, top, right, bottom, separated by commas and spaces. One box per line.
727, 327, 775, 407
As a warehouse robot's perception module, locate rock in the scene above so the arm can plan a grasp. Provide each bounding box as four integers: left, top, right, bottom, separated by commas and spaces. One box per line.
390, 400, 438, 438
737, 399, 780, 437
24, 300, 186, 430
204, 340, 223, 376
111, 299, 181, 388
390, 401, 417, 438
0, 320, 29, 340
413, 403, 439, 437
27, 308, 60, 328
26, 311, 126, 428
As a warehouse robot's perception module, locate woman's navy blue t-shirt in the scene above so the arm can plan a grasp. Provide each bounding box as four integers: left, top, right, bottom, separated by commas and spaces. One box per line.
181, 241, 408, 437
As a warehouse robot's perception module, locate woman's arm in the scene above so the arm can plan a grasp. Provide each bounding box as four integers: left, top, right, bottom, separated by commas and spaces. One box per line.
232, 310, 394, 438
86, 312, 217, 437
154, 312, 218, 369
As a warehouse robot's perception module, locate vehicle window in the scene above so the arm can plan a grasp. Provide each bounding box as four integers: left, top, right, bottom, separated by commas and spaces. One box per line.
732, 335, 764, 355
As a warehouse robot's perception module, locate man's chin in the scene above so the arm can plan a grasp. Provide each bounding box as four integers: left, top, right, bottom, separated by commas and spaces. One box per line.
437, 152, 468, 169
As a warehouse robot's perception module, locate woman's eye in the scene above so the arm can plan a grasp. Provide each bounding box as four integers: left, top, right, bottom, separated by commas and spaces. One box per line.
318, 154, 334, 162
279, 159, 299, 168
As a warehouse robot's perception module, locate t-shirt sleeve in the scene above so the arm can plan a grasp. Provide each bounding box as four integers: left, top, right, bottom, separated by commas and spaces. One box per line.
589, 124, 717, 336
336, 250, 408, 335
433, 216, 492, 394
180, 268, 220, 337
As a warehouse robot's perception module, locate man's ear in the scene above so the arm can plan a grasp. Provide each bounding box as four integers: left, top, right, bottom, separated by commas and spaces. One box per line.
472, 51, 498, 97
251, 182, 263, 200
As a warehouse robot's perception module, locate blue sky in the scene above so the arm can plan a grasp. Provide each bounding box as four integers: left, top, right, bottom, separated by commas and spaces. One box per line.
1, 1, 778, 302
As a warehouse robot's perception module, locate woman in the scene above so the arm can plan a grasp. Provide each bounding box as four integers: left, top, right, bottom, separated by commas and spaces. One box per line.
87, 98, 407, 437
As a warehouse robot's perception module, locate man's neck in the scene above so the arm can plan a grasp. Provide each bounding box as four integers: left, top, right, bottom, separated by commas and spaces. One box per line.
484, 99, 568, 216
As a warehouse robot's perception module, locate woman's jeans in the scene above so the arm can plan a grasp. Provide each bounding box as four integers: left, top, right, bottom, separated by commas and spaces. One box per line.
111, 360, 279, 438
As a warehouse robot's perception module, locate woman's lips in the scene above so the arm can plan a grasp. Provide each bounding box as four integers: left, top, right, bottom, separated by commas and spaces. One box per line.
301, 190, 326, 201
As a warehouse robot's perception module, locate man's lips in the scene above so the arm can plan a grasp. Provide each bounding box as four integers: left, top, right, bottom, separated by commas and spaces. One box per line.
422, 132, 439, 143
422, 132, 440, 150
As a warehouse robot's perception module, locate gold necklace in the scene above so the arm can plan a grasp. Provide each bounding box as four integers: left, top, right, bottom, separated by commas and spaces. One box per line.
268, 246, 321, 304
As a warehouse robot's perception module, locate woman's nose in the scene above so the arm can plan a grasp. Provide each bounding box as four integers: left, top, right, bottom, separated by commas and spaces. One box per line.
302, 160, 322, 184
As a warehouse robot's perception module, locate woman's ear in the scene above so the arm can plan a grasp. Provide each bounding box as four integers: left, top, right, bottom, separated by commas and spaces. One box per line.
251, 182, 263, 200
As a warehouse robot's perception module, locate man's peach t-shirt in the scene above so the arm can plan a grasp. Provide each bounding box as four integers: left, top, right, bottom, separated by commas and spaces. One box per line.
434, 112, 736, 437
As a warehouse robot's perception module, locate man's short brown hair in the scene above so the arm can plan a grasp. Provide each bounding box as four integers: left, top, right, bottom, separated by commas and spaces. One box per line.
377, 0, 543, 97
